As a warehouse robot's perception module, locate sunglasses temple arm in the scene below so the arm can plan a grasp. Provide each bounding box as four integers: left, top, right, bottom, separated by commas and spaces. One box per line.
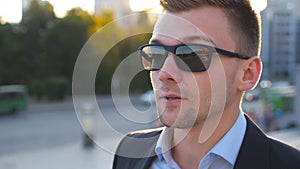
215, 48, 250, 60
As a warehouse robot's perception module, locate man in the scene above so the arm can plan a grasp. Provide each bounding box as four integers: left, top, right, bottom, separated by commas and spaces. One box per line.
113, 0, 300, 169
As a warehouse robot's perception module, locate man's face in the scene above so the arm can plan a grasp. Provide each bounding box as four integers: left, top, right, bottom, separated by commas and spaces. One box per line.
150, 7, 243, 129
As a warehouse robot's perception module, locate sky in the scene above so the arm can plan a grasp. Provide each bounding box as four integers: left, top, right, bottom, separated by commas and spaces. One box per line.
129, 0, 161, 12
0, 0, 267, 23
0, 0, 22, 23
0, 0, 95, 23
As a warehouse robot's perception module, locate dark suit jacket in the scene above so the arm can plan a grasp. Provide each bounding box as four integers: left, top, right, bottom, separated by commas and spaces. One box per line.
113, 116, 300, 169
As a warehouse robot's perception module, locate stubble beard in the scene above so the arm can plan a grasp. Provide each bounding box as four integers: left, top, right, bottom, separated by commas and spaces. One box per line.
156, 93, 209, 129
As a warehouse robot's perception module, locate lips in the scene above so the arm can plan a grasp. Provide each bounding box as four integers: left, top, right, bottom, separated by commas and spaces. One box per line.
160, 93, 187, 103
165, 95, 182, 100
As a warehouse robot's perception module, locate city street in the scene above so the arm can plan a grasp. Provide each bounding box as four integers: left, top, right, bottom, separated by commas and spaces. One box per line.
0, 108, 81, 157
0, 96, 154, 169
0, 96, 299, 169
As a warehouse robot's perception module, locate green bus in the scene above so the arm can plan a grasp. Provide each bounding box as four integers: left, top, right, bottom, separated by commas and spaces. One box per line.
0, 85, 28, 114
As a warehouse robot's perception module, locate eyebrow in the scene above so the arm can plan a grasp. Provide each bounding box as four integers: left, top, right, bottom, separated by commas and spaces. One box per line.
150, 35, 217, 46
149, 39, 164, 44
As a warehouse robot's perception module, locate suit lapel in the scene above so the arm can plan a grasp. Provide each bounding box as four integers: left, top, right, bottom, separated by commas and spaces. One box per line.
131, 143, 158, 169
137, 155, 157, 169
233, 116, 270, 169
113, 129, 161, 169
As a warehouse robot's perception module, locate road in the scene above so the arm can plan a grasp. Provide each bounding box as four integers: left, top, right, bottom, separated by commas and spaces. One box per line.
0, 101, 80, 157
0, 96, 154, 157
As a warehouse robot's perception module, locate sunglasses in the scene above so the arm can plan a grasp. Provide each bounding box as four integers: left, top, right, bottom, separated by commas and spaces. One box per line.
139, 44, 250, 72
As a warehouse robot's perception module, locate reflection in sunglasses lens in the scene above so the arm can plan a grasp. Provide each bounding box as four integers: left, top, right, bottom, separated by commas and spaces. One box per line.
140, 44, 214, 72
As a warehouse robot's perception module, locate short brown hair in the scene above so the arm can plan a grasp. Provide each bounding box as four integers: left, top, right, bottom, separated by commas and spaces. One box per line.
160, 0, 261, 57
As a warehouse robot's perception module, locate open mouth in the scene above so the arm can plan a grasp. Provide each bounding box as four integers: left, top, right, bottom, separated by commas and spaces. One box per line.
161, 93, 187, 102
165, 96, 182, 100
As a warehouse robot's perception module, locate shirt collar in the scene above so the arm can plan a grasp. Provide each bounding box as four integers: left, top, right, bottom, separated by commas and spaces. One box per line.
209, 111, 247, 165
155, 111, 247, 166
155, 126, 173, 162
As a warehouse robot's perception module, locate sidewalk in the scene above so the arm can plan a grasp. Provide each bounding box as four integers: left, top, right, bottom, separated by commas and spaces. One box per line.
1, 129, 300, 169
0, 137, 119, 169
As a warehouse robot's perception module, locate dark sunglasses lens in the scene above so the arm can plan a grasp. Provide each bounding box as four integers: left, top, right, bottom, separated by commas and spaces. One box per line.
175, 45, 212, 72
140, 46, 166, 71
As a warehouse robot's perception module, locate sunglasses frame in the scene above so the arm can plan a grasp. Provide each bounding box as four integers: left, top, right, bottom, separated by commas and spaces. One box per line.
139, 43, 250, 72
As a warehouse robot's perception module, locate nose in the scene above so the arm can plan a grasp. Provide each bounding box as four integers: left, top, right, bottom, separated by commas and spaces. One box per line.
157, 54, 183, 83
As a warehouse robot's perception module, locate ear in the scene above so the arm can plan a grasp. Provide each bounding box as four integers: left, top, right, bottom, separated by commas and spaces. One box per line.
238, 56, 262, 91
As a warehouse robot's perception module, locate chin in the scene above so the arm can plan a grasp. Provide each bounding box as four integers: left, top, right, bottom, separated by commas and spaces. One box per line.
157, 105, 204, 129
160, 115, 199, 129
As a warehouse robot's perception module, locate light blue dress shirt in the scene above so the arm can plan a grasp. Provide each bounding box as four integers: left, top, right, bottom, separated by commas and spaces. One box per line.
150, 111, 247, 169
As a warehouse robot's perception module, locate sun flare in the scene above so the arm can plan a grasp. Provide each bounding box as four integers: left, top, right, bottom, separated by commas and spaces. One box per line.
250, 0, 268, 13
0, 0, 268, 23
0, 0, 22, 23
129, 0, 161, 12
46, 0, 94, 17
129, 0, 268, 13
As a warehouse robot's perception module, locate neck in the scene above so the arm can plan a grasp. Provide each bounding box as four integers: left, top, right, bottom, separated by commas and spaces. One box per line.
171, 108, 240, 169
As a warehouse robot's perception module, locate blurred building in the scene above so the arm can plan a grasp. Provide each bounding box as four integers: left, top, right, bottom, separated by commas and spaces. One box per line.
22, 0, 35, 16
261, 0, 299, 84
94, 0, 131, 18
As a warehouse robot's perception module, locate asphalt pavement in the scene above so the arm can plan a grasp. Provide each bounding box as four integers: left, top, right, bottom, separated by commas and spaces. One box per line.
0, 96, 152, 169
0, 138, 117, 169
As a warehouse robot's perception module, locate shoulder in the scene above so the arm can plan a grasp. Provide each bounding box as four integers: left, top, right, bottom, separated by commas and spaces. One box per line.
113, 128, 163, 169
125, 127, 164, 139
235, 116, 300, 169
118, 127, 163, 145
268, 136, 300, 156
115, 127, 163, 157
268, 136, 300, 166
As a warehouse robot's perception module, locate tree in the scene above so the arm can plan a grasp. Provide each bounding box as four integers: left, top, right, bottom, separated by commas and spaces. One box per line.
0, 2, 155, 97
20, 0, 56, 80
93, 12, 155, 94
41, 8, 94, 80
21, 0, 56, 30
88, 9, 115, 35
0, 23, 24, 84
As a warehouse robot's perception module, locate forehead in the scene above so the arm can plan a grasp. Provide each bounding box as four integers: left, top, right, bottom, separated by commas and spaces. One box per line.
151, 7, 235, 49
152, 13, 209, 43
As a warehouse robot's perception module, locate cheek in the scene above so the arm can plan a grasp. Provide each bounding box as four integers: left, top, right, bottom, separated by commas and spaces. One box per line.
213, 59, 241, 107
223, 60, 240, 88
206, 58, 234, 104
192, 73, 212, 101
209, 57, 239, 88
